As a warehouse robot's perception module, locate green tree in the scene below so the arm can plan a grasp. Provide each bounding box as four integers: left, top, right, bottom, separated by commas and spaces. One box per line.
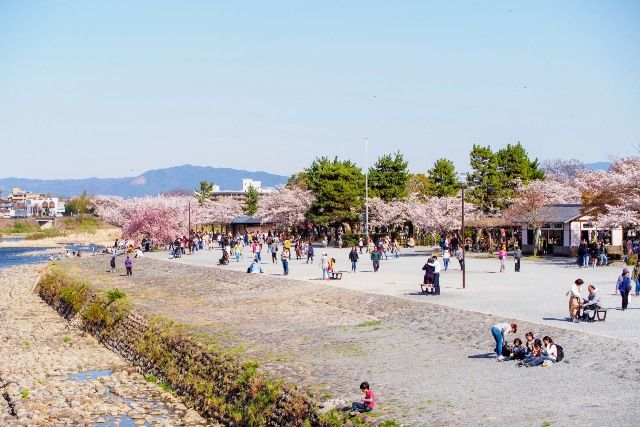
495, 142, 544, 197
406, 173, 432, 201
243, 185, 259, 216
427, 158, 459, 197
286, 172, 309, 190
65, 191, 92, 217
305, 157, 365, 229
368, 151, 409, 201
194, 180, 215, 206
466, 145, 504, 214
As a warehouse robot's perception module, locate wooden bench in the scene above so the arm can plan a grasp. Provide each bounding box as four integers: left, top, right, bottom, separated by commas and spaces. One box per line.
584, 308, 607, 322
330, 272, 343, 280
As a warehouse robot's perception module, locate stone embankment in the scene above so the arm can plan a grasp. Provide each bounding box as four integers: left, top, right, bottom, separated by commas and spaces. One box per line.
32, 263, 361, 427
0, 265, 207, 426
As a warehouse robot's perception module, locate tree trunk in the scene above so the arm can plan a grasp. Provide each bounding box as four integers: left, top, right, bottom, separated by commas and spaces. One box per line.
532, 226, 540, 256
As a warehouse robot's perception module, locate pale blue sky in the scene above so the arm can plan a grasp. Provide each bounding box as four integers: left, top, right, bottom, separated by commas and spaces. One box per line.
1, 1, 638, 179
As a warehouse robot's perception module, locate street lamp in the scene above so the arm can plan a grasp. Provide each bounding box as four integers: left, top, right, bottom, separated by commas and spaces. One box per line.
457, 173, 468, 289
364, 137, 369, 248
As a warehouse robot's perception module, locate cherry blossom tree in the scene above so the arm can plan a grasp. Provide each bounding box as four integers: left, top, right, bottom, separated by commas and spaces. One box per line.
95, 195, 191, 243
197, 197, 244, 226
256, 187, 314, 229
366, 197, 407, 229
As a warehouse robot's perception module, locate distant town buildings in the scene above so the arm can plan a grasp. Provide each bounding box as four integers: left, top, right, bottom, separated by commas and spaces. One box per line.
242, 179, 262, 192
0, 187, 65, 218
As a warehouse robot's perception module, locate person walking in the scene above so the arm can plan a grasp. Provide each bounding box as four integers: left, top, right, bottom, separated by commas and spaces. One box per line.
358, 237, 364, 254
320, 252, 330, 280
442, 248, 450, 271
617, 268, 632, 310
371, 247, 381, 272
270, 240, 278, 264
632, 261, 640, 297
498, 246, 507, 272
455, 245, 464, 270
125, 256, 133, 276
491, 322, 517, 361
567, 279, 583, 322
349, 247, 359, 273
513, 245, 522, 272
306, 244, 314, 263
109, 255, 116, 273
281, 247, 290, 276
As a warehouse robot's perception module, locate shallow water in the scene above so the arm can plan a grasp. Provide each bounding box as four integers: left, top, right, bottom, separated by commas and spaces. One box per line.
67, 369, 113, 381
0, 241, 100, 269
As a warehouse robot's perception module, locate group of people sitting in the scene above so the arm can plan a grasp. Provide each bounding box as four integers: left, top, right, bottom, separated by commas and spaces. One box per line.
492, 323, 563, 367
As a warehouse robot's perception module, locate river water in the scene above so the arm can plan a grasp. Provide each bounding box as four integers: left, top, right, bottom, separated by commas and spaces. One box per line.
0, 239, 99, 269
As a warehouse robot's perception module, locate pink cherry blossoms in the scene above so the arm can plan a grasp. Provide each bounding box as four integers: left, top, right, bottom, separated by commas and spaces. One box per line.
256, 187, 314, 228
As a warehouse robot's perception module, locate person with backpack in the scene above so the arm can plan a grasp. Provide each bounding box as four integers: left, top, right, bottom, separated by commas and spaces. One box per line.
542, 336, 562, 364
306, 244, 314, 263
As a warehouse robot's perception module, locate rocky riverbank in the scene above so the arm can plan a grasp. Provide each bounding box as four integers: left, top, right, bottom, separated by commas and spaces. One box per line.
0, 265, 208, 426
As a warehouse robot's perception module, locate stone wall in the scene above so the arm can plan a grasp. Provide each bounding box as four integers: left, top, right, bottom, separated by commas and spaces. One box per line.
35, 267, 364, 427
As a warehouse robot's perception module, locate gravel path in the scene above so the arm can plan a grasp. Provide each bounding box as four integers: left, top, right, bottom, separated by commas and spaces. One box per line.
0, 265, 209, 426
71, 255, 640, 426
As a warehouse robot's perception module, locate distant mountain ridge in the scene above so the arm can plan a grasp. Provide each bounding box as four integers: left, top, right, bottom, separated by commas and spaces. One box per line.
583, 162, 610, 171
0, 164, 288, 198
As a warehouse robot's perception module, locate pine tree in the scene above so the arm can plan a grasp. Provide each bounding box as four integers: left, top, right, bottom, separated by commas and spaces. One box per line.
368, 151, 409, 201
243, 185, 259, 216
427, 158, 459, 197
305, 157, 365, 228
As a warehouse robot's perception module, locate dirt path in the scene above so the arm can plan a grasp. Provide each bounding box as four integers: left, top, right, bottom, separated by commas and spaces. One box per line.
0, 265, 209, 426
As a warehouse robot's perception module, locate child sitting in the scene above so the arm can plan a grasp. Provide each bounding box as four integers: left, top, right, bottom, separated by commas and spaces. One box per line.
351, 381, 375, 414
518, 342, 544, 367
510, 338, 527, 360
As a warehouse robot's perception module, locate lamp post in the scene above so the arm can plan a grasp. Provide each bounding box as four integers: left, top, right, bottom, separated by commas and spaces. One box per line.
188, 200, 191, 236
457, 173, 468, 289
364, 137, 369, 248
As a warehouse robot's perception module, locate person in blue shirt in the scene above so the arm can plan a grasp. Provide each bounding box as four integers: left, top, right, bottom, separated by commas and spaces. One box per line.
247, 258, 264, 274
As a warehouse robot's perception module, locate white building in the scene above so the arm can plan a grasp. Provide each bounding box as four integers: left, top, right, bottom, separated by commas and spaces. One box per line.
242, 179, 262, 192
25, 198, 62, 218
518, 204, 623, 256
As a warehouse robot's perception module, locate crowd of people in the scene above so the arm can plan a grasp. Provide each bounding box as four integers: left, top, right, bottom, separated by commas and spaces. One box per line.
491, 322, 564, 367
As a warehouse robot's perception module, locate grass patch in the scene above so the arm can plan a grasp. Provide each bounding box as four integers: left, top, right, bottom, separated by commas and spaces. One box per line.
23, 340, 29, 348
38, 266, 90, 313
0, 221, 36, 234
541, 422, 552, 427
82, 290, 132, 330
379, 420, 401, 427
60, 216, 100, 234
356, 320, 381, 328
63, 336, 72, 343
21, 389, 29, 399
145, 374, 157, 383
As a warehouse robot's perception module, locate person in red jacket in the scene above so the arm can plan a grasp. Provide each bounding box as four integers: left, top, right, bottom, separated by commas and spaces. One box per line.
351, 381, 375, 414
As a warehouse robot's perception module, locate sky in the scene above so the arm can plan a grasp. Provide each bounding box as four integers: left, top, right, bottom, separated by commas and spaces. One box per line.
0, 0, 639, 179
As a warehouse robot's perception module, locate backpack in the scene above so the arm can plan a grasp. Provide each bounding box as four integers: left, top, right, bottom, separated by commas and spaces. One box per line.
555, 345, 564, 362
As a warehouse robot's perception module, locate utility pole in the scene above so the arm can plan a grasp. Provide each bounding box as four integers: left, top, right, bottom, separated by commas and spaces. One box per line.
364, 137, 369, 248
461, 186, 465, 289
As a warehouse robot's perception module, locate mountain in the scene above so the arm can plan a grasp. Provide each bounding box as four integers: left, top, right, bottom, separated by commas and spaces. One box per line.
0, 165, 288, 198
583, 162, 611, 171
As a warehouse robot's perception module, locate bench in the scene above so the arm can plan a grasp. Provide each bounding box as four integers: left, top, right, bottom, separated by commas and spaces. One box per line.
584, 308, 607, 322
330, 272, 343, 280
420, 283, 434, 294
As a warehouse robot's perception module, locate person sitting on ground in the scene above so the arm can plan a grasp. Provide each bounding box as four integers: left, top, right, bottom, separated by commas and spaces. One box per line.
524, 332, 535, 356
506, 338, 527, 360
580, 285, 602, 321
246, 257, 264, 273
519, 342, 544, 367
351, 381, 375, 414
542, 336, 558, 365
